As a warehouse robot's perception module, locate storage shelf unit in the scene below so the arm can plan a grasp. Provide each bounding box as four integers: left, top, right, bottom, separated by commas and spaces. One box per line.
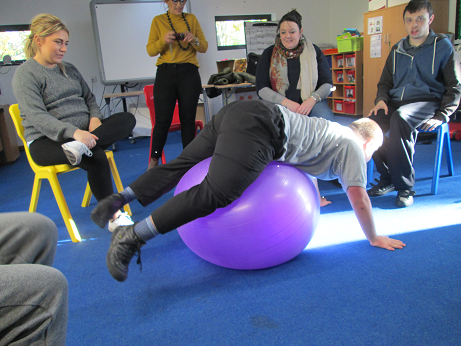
325, 50, 363, 116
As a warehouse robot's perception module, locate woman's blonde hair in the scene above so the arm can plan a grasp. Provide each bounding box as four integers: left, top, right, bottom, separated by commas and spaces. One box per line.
24, 14, 69, 73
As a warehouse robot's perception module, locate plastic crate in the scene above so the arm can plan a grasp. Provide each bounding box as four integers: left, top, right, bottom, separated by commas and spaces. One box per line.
335, 70, 344, 83
322, 48, 338, 55
345, 54, 356, 67
344, 101, 356, 114
336, 33, 363, 53
335, 56, 344, 68
334, 100, 344, 113
347, 70, 356, 83
345, 86, 355, 99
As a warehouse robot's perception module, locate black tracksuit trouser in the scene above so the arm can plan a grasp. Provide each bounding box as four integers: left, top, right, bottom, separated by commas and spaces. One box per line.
151, 63, 202, 159
129, 100, 286, 234
369, 100, 439, 191
30, 112, 136, 201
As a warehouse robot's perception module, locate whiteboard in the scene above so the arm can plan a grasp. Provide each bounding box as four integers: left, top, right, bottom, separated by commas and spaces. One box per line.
90, 0, 191, 85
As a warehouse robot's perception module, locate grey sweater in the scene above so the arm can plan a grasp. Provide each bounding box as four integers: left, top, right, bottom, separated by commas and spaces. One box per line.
12, 59, 104, 142
276, 105, 366, 192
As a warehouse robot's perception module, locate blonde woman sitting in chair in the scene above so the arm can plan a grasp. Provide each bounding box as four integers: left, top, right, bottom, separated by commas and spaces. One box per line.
12, 13, 136, 231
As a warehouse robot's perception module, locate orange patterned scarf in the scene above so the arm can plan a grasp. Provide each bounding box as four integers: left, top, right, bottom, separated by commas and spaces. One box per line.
270, 36, 318, 101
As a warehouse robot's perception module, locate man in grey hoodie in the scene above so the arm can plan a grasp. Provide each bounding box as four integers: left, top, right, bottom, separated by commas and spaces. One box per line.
366, 0, 461, 207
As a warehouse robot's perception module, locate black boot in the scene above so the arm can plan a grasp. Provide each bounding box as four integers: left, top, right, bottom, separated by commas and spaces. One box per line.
367, 178, 395, 197
91, 194, 126, 228
106, 225, 146, 282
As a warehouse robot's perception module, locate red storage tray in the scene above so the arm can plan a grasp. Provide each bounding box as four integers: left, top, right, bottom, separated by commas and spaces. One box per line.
345, 85, 355, 99
347, 70, 355, 83
344, 101, 356, 114
334, 100, 344, 113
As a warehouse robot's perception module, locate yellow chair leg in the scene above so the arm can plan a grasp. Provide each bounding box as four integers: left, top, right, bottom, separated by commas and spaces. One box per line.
47, 173, 82, 243
81, 183, 92, 208
107, 155, 132, 216
29, 176, 42, 213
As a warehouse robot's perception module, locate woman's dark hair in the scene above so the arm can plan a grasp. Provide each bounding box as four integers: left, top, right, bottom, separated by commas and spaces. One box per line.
403, 0, 433, 18
277, 9, 303, 33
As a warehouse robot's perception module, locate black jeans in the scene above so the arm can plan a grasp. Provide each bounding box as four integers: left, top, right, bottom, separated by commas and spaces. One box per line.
130, 100, 286, 234
151, 63, 202, 159
369, 100, 439, 190
29, 112, 136, 201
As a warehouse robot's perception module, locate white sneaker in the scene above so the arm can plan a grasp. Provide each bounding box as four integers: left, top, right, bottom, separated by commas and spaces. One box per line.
61, 141, 93, 165
108, 212, 134, 232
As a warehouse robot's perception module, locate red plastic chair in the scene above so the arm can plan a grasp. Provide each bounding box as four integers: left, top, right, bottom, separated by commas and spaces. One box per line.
144, 84, 203, 164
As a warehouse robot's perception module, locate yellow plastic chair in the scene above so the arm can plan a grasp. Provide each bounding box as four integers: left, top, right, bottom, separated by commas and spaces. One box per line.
9, 104, 131, 242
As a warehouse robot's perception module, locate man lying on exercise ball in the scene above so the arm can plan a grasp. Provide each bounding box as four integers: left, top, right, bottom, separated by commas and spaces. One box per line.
92, 99, 406, 282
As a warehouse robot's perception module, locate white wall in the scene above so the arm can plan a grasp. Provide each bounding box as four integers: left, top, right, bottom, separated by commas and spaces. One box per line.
0, 0, 103, 108
0, 0, 457, 116
329, 1, 369, 43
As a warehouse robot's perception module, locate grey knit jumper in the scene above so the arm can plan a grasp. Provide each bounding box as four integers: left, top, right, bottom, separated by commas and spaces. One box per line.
12, 59, 104, 142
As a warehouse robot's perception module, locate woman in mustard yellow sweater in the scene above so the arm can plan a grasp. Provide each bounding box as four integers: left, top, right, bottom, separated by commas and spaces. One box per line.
146, 0, 208, 169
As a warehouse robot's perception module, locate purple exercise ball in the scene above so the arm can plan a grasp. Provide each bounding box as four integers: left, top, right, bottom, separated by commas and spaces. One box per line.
174, 158, 320, 270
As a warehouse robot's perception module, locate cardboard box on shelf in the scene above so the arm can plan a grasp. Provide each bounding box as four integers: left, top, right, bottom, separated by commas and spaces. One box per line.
216, 58, 247, 73
216, 59, 235, 73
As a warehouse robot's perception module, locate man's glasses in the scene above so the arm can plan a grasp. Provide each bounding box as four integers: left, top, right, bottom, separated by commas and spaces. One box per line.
171, 0, 186, 4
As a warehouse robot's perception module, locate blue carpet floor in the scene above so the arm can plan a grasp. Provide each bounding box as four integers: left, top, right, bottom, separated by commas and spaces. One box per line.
1, 123, 460, 346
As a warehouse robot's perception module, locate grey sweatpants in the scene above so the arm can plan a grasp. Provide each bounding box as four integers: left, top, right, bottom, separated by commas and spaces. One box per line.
0, 212, 68, 346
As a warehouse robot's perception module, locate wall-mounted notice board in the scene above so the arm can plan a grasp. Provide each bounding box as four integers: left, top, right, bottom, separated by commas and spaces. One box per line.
244, 21, 278, 56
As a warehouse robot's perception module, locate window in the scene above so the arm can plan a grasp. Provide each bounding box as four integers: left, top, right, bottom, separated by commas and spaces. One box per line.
0, 24, 30, 65
215, 14, 272, 51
